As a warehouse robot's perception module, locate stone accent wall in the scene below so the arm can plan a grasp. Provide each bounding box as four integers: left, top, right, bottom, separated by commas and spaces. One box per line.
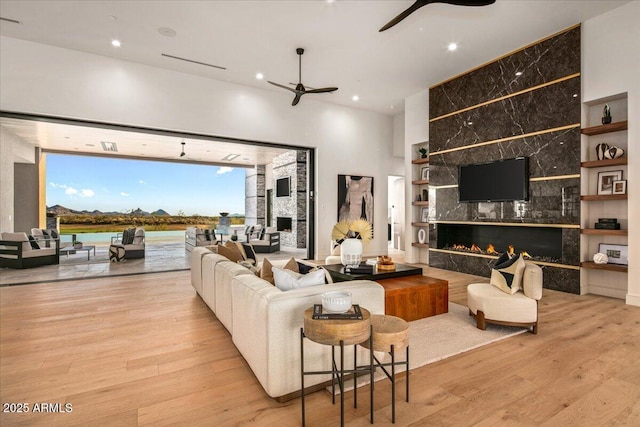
273, 150, 307, 249
428, 25, 581, 293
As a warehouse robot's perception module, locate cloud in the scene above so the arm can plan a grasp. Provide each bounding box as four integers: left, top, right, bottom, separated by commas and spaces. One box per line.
138, 180, 146, 185
65, 187, 78, 195
80, 189, 95, 197
50, 182, 68, 189
121, 192, 130, 197
217, 167, 234, 175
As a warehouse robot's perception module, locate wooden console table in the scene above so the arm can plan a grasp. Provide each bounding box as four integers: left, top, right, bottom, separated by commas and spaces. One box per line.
377, 275, 449, 322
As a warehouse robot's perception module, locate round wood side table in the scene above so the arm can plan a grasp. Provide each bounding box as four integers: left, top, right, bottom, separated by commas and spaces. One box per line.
360, 314, 409, 424
301, 306, 373, 427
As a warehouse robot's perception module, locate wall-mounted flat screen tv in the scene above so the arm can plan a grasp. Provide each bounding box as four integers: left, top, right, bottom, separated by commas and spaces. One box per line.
458, 157, 529, 203
276, 177, 291, 197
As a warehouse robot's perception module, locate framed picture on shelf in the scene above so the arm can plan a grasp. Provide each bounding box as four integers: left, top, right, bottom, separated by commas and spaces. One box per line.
420, 167, 429, 181
597, 170, 623, 195
598, 243, 628, 265
420, 207, 428, 223
612, 180, 627, 195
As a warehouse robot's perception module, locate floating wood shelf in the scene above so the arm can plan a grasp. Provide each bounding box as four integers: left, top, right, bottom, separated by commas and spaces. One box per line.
411, 157, 429, 164
411, 222, 429, 227
412, 180, 429, 185
411, 243, 429, 248
581, 158, 627, 168
581, 228, 627, 236
581, 261, 628, 273
581, 120, 628, 136
580, 194, 627, 201
412, 201, 429, 206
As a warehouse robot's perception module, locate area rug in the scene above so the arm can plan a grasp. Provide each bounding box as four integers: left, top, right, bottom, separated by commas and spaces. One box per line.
335, 302, 527, 392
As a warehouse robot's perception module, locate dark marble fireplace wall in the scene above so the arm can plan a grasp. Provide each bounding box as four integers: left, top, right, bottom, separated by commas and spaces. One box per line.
428, 25, 581, 294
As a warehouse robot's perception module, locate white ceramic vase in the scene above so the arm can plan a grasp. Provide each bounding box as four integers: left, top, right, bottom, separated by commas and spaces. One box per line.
340, 238, 363, 267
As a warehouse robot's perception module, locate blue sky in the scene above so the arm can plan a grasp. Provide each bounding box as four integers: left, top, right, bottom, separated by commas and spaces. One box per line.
46, 154, 246, 216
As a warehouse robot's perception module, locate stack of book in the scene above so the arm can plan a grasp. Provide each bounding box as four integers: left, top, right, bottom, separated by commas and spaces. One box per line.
312, 304, 363, 320
344, 263, 374, 274
595, 218, 620, 230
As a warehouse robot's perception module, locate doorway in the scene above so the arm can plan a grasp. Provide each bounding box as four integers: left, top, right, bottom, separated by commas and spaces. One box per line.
388, 175, 405, 251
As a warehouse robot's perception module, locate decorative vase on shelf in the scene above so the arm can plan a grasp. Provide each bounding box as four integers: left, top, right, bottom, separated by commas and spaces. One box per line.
340, 238, 363, 267
602, 104, 612, 124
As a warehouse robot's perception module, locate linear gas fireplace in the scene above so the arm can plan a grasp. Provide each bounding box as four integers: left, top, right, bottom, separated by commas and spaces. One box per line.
277, 217, 292, 232
436, 223, 562, 263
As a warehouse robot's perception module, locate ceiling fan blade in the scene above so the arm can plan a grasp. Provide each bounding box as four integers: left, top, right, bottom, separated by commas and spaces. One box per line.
268, 81, 297, 93
379, 0, 430, 32
292, 93, 303, 106
304, 87, 339, 94
379, 0, 496, 32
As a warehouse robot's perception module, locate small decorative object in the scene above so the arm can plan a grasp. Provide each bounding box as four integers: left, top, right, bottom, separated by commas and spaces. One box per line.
420, 166, 429, 181
420, 207, 429, 223
422, 189, 428, 201
593, 252, 609, 264
604, 146, 625, 159
376, 255, 396, 271
417, 194, 422, 201
330, 218, 372, 267
612, 180, 627, 195
596, 143, 610, 160
219, 212, 229, 217
602, 104, 612, 124
418, 228, 426, 244
598, 243, 628, 265
73, 241, 83, 249
418, 147, 427, 158
340, 238, 363, 266
322, 291, 352, 313
597, 170, 623, 195
230, 234, 238, 241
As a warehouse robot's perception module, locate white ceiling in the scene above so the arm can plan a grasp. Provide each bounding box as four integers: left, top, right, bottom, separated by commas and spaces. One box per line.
0, 0, 629, 163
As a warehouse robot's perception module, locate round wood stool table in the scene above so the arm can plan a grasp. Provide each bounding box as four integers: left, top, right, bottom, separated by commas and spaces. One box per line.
360, 314, 410, 424
301, 306, 373, 427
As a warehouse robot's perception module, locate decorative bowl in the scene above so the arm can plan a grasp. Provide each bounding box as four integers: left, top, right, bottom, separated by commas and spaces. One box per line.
321, 291, 352, 313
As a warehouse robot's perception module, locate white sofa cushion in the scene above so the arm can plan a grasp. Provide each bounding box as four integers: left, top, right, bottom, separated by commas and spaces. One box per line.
201, 253, 233, 309
1, 232, 32, 253
272, 267, 326, 291
214, 261, 254, 334
190, 247, 213, 296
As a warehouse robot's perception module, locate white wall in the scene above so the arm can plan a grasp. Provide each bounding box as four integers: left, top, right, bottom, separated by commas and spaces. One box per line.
0, 37, 395, 259
582, 1, 640, 306
403, 89, 429, 263
0, 126, 35, 232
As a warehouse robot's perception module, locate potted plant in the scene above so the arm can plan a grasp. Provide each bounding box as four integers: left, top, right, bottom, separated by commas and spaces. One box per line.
73, 240, 83, 249
602, 104, 612, 124
230, 234, 238, 242
418, 147, 427, 158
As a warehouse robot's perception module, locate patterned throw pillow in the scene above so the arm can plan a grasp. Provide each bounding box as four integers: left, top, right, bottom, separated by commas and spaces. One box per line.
490, 253, 526, 294
28, 235, 40, 249
122, 228, 136, 245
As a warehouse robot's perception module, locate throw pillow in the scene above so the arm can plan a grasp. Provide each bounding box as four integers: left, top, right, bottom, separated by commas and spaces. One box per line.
272, 267, 326, 291
132, 228, 145, 245
238, 260, 260, 275
242, 243, 257, 265
28, 235, 40, 249
490, 253, 526, 294
48, 229, 59, 239
260, 257, 299, 285
258, 227, 266, 240
217, 244, 243, 263
122, 227, 136, 245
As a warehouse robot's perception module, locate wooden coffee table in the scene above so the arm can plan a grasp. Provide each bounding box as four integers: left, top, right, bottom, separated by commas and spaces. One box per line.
377, 275, 449, 322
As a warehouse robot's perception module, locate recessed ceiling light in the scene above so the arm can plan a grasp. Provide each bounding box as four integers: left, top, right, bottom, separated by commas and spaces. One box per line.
515, 71, 523, 76
111, 39, 121, 47
101, 141, 118, 152
448, 43, 457, 52
352, 95, 359, 101
158, 27, 177, 37
256, 72, 264, 80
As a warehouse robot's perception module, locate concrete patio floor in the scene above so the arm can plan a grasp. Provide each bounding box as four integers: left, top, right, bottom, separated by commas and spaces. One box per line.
0, 242, 306, 286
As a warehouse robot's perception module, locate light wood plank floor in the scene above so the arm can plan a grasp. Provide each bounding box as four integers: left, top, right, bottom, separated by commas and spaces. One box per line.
1, 267, 639, 426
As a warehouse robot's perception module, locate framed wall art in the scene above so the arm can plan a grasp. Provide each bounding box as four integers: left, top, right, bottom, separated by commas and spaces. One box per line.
612, 180, 627, 195
337, 175, 374, 225
597, 170, 623, 195
598, 243, 628, 265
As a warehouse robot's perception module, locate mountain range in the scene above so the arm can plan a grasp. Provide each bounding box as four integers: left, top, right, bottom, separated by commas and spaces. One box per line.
47, 205, 171, 216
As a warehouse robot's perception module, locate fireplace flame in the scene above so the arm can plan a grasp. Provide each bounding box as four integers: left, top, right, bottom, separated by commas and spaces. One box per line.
520, 250, 532, 259
486, 244, 498, 254
508, 245, 515, 257
445, 242, 535, 260
470, 244, 482, 252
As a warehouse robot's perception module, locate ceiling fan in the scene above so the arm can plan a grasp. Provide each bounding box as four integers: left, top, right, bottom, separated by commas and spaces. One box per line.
379, 0, 496, 32
268, 48, 338, 106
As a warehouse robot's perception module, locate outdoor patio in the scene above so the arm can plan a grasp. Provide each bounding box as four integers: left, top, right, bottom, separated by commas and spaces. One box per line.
0, 242, 306, 286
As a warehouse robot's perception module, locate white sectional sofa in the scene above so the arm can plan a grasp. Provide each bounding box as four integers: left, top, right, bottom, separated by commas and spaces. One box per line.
190, 248, 385, 400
